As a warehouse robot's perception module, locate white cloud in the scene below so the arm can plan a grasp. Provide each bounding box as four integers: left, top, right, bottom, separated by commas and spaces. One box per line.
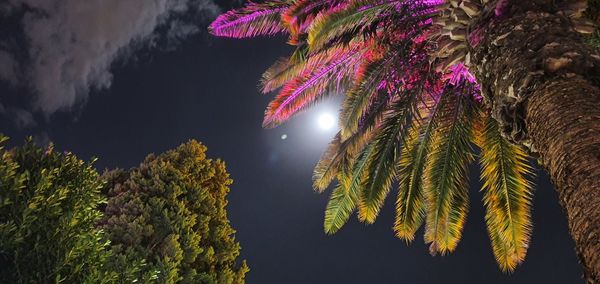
0, 0, 219, 115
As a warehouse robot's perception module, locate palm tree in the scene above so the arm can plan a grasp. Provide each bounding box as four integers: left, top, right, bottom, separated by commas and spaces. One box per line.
209, 0, 600, 281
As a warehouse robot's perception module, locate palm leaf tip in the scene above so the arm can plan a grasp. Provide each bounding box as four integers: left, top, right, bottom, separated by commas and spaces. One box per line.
313, 134, 343, 192
394, 125, 427, 243
323, 175, 358, 234
477, 114, 534, 272
209, 2, 288, 38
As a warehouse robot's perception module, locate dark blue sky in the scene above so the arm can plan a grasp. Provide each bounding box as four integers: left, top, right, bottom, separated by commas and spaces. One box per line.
0, 4, 584, 283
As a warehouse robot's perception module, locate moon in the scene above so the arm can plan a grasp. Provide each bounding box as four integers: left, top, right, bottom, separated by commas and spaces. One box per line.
317, 113, 336, 131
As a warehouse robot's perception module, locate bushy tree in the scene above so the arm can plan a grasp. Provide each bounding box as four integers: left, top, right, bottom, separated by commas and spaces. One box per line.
0, 136, 115, 283
102, 140, 249, 284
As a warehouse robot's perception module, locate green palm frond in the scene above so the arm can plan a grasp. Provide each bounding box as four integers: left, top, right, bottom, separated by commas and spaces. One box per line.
313, 130, 372, 192
307, 0, 396, 51
394, 93, 443, 242
323, 173, 359, 234
324, 142, 377, 233
358, 93, 418, 224
314, 134, 345, 192
476, 113, 534, 272
424, 92, 476, 255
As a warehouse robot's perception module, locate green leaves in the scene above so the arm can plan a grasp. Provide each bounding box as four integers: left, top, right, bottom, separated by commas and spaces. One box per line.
102, 140, 248, 283
0, 138, 248, 283
394, 95, 442, 242
324, 175, 359, 234
308, 0, 397, 51
359, 95, 417, 223
0, 138, 116, 283
323, 142, 374, 233
423, 92, 476, 255
477, 114, 534, 272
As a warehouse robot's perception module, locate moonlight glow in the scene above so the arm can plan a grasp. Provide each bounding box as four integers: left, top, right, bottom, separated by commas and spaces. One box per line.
317, 113, 336, 130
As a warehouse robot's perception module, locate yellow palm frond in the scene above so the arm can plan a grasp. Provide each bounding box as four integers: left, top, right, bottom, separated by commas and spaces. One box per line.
476, 113, 534, 272
424, 92, 475, 254
394, 94, 439, 241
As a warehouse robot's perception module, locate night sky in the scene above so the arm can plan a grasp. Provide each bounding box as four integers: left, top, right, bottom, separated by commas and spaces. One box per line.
0, 1, 585, 283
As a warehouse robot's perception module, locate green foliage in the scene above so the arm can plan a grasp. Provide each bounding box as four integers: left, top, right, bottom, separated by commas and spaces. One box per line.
423, 93, 476, 254
323, 177, 358, 235
102, 140, 249, 283
476, 114, 534, 271
0, 136, 118, 283
0, 136, 247, 283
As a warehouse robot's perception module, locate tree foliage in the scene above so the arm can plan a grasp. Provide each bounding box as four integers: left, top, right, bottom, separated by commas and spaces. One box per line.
0, 137, 248, 283
209, 0, 554, 271
0, 136, 118, 283
102, 140, 249, 283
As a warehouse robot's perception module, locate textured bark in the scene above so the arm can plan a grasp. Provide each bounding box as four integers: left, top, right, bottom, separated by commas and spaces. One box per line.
528, 78, 600, 283
470, 1, 600, 282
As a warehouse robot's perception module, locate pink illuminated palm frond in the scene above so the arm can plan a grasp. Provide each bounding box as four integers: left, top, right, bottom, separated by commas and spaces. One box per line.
208, 1, 289, 38
210, 0, 535, 272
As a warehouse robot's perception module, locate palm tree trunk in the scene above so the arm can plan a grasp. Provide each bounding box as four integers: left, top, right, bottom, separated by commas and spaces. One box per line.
528, 77, 600, 283
470, 1, 600, 282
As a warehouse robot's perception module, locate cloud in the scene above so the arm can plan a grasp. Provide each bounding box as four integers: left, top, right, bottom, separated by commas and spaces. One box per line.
0, 103, 36, 128
0, 0, 219, 116
0, 50, 18, 86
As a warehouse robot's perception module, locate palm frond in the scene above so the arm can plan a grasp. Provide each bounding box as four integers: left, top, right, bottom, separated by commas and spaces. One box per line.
323, 173, 359, 234
282, 0, 345, 44
324, 142, 377, 233
358, 91, 419, 224
476, 113, 534, 272
314, 134, 344, 192
394, 91, 443, 241
209, 1, 289, 38
339, 49, 391, 139
260, 51, 308, 94
263, 45, 367, 128
261, 44, 350, 94
307, 0, 395, 51
424, 90, 476, 255
313, 129, 373, 192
